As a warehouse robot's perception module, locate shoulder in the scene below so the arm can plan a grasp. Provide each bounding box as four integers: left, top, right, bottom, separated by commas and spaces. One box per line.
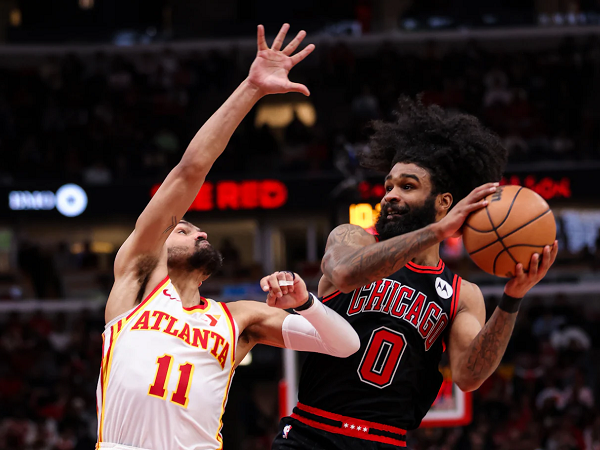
221, 299, 260, 317
459, 279, 483, 302
105, 266, 169, 323
224, 300, 289, 348
326, 223, 376, 247
222, 300, 269, 331
456, 278, 485, 320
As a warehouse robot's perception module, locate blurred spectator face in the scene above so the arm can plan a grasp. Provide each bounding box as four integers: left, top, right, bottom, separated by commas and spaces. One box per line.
165, 220, 223, 277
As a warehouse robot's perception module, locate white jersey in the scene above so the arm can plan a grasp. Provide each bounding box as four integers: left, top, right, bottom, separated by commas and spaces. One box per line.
96, 276, 238, 450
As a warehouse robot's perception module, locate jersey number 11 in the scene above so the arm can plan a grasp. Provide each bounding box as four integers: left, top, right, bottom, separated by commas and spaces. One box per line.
148, 354, 195, 408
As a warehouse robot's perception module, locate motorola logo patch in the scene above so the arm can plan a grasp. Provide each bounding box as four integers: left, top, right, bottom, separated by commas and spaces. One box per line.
435, 277, 453, 299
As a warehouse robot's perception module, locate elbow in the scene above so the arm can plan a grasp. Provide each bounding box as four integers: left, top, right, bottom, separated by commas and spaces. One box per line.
323, 263, 355, 294
347, 331, 361, 356
176, 161, 209, 181
334, 330, 361, 358
453, 375, 483, 393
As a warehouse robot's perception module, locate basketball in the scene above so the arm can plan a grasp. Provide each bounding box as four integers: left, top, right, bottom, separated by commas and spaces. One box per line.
462, 185, 556, 278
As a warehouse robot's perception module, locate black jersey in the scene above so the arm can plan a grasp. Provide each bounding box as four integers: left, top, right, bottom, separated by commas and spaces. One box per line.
298, 259, 461, 431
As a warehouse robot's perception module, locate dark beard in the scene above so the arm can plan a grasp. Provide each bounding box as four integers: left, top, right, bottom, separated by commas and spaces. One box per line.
375, 195, 438, 241
168, 240, 223, 277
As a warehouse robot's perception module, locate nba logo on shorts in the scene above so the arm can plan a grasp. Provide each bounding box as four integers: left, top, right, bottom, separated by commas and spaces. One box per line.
283, 425, 292, 439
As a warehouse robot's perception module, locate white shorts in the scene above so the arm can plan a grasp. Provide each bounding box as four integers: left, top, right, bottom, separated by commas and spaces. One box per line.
97, 443, 150, 450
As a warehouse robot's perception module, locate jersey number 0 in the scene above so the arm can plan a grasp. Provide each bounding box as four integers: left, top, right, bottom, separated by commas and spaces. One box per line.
357, 327, 407, 389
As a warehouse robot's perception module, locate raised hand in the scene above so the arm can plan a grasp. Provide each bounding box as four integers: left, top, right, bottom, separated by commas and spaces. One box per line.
247, 23, 315, 97
260, 271, 310, 310
504, 241, 559, 298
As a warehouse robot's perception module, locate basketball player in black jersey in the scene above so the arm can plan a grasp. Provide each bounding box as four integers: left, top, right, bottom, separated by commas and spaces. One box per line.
272, 98, 559, 449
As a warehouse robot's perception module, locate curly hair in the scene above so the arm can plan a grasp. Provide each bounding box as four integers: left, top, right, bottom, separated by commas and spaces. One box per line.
359, 97, 508, 205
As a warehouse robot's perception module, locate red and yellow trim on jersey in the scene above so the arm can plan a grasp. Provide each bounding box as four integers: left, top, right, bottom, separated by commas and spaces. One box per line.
181, 296, 211, 315
98, 319, 119, 444
96, 276, 170, 445
215, 302, 237, 449
125, 275, 171, 322
96, 332, 106, 433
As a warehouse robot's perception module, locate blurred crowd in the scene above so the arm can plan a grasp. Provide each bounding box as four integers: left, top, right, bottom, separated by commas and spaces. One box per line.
0, 296, 599, 449
2, 35, 600, 185
0, 310, 102, 450
7, 236, 253, 301
3, 31, 600, 450
409, 295, 600, 450
6, 220, 600, 301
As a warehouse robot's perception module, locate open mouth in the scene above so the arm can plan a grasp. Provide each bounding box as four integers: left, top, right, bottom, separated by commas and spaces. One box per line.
386, 211, 406, 220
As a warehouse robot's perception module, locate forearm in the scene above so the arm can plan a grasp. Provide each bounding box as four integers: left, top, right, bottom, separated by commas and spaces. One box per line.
456, 308, 518, 391
323, 224, 441, 292
179, 79, 262, 175
282, 296, 360, 358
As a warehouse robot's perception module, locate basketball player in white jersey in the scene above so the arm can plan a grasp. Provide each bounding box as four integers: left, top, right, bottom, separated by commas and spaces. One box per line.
96, 24, 361, 450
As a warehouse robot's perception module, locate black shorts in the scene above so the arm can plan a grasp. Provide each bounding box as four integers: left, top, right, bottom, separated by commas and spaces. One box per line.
272, 404, 408, 450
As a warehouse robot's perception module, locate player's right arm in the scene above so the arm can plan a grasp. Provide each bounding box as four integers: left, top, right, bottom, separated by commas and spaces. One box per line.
321, 183, 499, 293
227, 271, 360, 367
106, 24, 315, 323
448, 243, 557, 391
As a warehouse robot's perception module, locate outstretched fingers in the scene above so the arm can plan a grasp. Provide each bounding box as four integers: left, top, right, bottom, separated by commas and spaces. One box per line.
257, 25, 268, 52
271, 23, 290, 51
282, 30, 307, 55
290, 44, 315, 66
286, 81, 310, 96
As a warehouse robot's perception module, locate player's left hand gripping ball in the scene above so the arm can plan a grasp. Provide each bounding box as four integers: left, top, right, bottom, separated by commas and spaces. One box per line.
504, 241, 559, 298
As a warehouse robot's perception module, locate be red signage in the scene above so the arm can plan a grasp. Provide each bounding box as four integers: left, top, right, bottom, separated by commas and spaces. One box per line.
150, 180, 288, 211
358, 175, 572, 201
500, 175, 571, 200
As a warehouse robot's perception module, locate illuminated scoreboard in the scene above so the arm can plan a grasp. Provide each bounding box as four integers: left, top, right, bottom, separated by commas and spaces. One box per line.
349, 203, 381, 230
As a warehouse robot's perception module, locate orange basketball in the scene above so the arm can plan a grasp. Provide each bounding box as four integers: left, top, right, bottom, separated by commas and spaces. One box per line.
462, 185, 556, 278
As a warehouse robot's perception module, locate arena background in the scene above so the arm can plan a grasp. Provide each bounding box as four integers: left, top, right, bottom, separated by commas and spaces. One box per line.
1, 0, 600, 448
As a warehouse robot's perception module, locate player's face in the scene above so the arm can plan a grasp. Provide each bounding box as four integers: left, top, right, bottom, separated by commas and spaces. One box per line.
165, 221, 223, 276
375, 163, 438, 240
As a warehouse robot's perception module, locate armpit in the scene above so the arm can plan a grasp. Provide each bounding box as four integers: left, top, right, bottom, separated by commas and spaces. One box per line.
135, 255, 159, 304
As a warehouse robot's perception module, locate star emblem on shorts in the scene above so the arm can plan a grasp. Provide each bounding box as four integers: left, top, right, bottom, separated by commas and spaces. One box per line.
343, 423, 349, 428
350, 424, 355, 430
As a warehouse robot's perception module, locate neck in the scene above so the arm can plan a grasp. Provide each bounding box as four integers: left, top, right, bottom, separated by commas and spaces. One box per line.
169, 270, 206, 308
411, 243, 441, 267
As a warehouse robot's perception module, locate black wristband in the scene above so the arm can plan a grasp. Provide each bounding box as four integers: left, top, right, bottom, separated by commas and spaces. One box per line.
294, 292, 315, 312
498, 293, 523, 314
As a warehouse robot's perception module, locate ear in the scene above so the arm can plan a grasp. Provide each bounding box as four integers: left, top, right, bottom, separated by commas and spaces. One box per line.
437, 192, 453, 215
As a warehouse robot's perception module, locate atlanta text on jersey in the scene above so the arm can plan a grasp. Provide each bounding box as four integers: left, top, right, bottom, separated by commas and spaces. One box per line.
130, 310, 230, 368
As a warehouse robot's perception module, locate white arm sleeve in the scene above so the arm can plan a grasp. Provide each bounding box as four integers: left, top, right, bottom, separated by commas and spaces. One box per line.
282, 294, 361, 358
